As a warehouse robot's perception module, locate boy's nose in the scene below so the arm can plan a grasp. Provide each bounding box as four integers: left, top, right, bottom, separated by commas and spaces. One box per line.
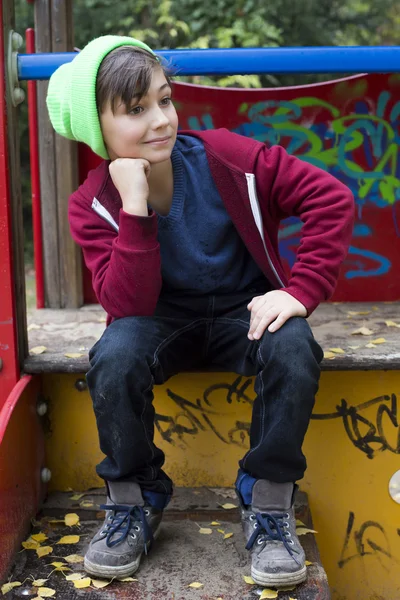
151, 106, 170, 128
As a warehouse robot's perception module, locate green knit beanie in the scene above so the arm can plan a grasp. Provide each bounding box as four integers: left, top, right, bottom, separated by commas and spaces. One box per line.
46, 35, 156, 159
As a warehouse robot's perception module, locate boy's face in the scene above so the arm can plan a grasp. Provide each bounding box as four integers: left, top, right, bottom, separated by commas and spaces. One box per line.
100, 68, 178, 162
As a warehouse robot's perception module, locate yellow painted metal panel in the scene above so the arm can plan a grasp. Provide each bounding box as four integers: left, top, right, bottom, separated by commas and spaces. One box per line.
43, 371, 400, 599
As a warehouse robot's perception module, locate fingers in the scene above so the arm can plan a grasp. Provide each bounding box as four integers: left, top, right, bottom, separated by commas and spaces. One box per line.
248, 297, 279, 340
268, 311, 290, 333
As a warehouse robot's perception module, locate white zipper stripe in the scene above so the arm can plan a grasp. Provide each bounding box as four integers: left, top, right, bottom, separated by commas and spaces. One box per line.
92, 197, 119, 232
245, 173, 284, 288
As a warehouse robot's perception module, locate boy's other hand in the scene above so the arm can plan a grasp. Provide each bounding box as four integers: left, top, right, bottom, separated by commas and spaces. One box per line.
109, 158, 151, 215
247, 290, 307, 339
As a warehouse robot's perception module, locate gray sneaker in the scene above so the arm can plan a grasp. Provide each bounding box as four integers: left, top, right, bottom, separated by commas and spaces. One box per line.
239, 479, 306, 587
84, 481, 163, 579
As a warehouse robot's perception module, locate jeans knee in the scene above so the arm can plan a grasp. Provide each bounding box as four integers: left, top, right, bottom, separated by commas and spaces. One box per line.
88, 317, 154, 383
258, 317, 323, 367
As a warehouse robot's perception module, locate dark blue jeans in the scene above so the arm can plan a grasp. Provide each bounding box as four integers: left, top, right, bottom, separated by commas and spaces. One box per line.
86, 290, 323, 497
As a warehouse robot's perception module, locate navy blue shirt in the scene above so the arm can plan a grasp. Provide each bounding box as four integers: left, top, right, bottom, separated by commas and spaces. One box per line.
154, 135, 268, 296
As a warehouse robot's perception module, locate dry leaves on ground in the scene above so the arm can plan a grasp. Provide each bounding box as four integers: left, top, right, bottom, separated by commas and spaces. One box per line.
36, 546, 53, 558
64, 554, 84, 563
351, 327, 374, 336
1, 581, 22, 595
260, 590, 278, 599
296, 527, 318, 535
57, 535, 80, 544
64, 513, 80, 527
30, 346, 47, 355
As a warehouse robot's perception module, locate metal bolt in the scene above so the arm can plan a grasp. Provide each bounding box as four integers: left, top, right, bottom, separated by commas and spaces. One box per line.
37, 401, 48, 416
41, 468, 52, 483
75, 378, 87, 392
11, 31, 23, 51
13, 87, 25, 105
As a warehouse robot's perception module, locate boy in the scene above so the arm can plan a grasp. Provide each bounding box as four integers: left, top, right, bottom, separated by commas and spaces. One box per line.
47, 35, 354, 586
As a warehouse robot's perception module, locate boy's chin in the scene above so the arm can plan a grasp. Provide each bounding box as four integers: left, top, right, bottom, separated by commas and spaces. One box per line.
145, 149, 173, 164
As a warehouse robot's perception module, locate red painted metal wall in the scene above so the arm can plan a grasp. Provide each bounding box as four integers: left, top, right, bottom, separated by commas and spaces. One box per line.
0, 12, 20, 398
79, 73, 400, 304
0, 376, 45, 582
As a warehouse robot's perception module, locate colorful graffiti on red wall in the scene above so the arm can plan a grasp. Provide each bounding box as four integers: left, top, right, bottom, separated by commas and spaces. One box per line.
80, 73, 400, 303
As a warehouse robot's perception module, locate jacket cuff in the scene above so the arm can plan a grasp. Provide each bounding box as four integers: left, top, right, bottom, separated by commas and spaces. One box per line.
118, 209, 158, 249
282, 285, 323, 316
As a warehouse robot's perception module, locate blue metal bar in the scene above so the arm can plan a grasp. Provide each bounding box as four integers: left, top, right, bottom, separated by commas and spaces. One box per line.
18, 46, 400, 80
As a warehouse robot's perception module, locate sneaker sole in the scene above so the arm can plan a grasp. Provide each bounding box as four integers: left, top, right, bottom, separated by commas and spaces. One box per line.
251, 564, 307, 587
84, 524, 161, 579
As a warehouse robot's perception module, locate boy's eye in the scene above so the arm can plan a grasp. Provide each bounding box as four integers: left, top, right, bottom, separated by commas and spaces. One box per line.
128, 106, 143, 115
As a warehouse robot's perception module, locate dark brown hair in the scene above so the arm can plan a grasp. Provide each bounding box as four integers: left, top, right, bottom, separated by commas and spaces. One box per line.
96, 46, 173, 114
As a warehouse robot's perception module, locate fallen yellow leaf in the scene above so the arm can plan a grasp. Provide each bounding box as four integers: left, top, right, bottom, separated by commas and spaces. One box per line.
188, 582, 204, 588
118, 577, 138, 582
36, 546, 53, 558
217, 529, 225, 534
210, 521, 220, 526
32, 579, 48, 587
57, 535, 80, 544
348, 345, 361, 350
305, 560, 313, 566
27, 323, 41, 331
221, 503, 237, 510
365, 342, 377, 349
295, 519, 306, 527
328, 347, 345, 354
64, 554, 84, 563
1, 582, 21, 595
70, 493, 84, 501
49, 563, 70, 572
64, 353, 85, 358
243, 575, 256, 584
30, 346, 47, 355
37, 588, 56, 597
371, 338, 386, 344
296, 527, 318, 535
66, 573, 84, 581
47, 519, 65, 524
22, 540, 40, 550
73, 578, 92, 589
289, 597, 298, 600
347, 310, 371, 316
351, 327, 374, 336
92, 579, 112, 588
199, 527, 213, 535
385, 320, 400, 328
80, 500, 94, 508
278, 585, 296, 591
65, 513, 80, 527
31, 533, 48, 543
323, 351, 336, 359
260, 590, 278, 599
223, 533, 234, 539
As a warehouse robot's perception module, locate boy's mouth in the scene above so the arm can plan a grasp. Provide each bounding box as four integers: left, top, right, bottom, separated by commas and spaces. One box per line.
144, 136, 171, 145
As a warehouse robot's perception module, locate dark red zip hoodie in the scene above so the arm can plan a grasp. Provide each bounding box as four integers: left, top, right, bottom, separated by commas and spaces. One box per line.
68, 128, 355, 323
